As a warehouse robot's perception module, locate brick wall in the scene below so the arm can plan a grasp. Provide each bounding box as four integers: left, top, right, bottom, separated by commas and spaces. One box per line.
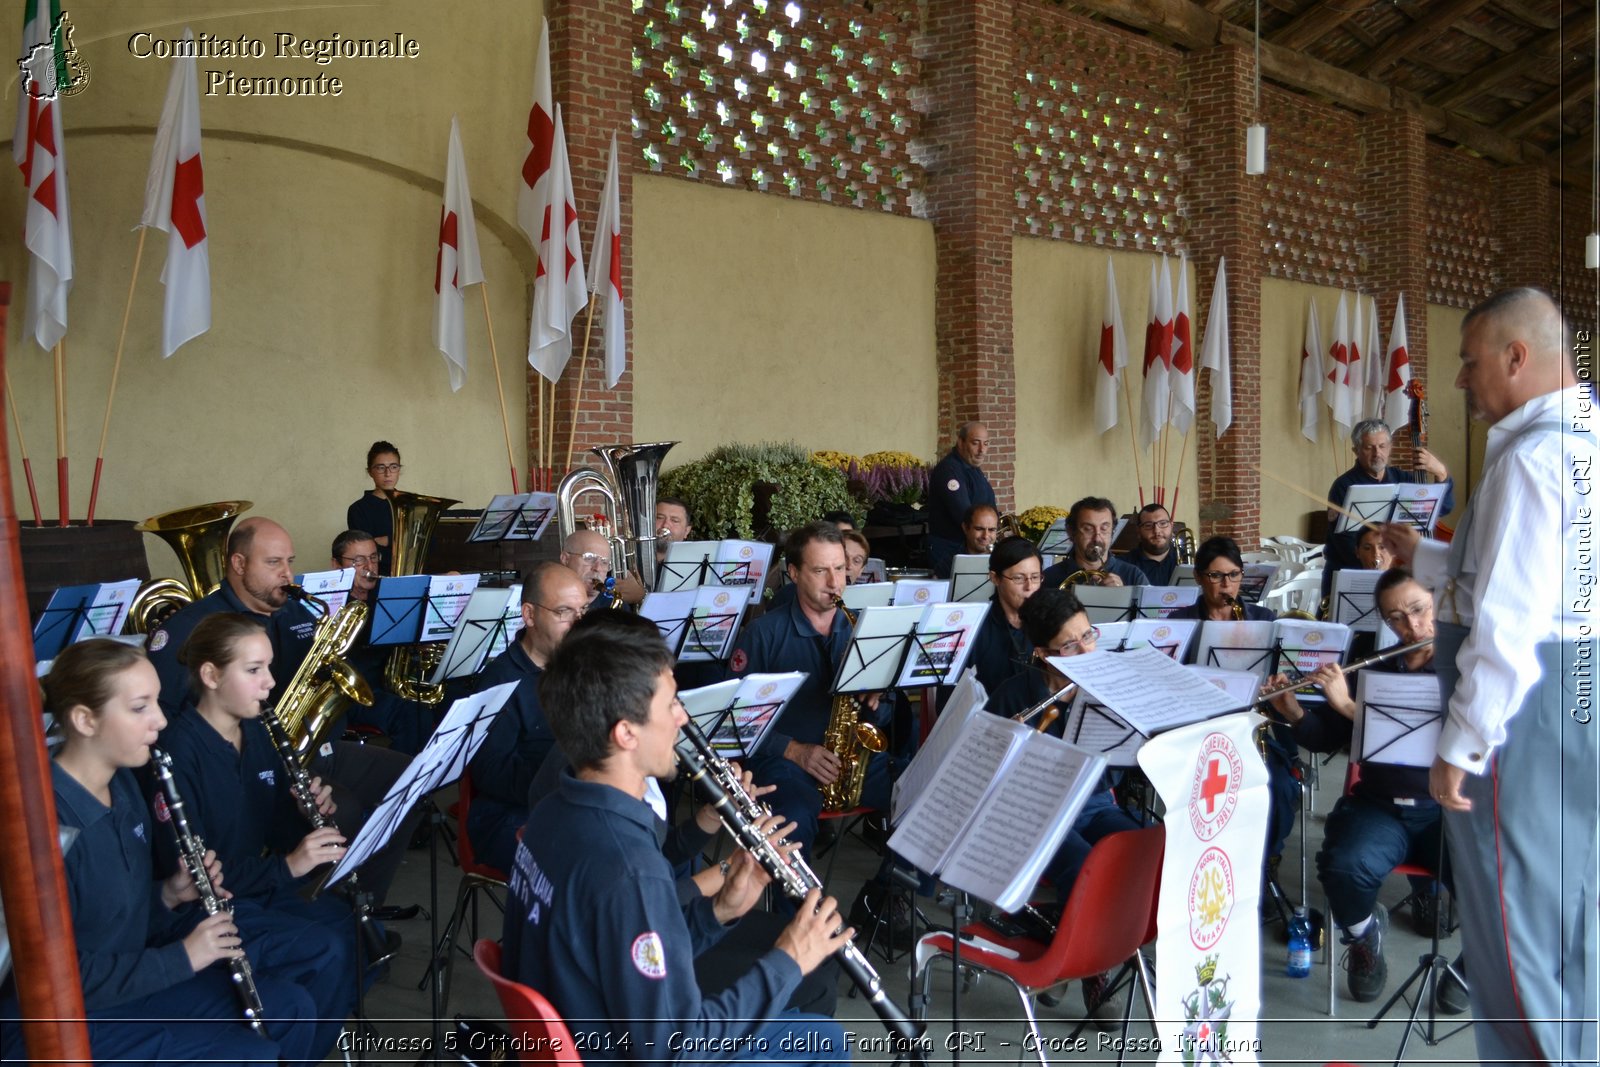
1363, 111, 1428, 468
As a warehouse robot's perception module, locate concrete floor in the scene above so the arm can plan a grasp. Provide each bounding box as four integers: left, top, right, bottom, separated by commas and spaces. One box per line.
346, 753, 1479, 1066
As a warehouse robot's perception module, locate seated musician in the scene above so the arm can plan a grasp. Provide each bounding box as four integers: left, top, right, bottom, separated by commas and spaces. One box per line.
1322, 419, 1452, 598
1343, 526, 1397, 662
1040, 496, 1149, 589
1267, 568, 1463, 1011
961, 503, 1000, 557
144, 516, 417, 908
347, 440, 403, 575
562, 528, 623, 611
986, 588, 1138, 1019
501, 621, 849, 1066
330, 528, 435, 754
768, 520, 864, 613
0, 640, 342, 1066
1127, 503, 1178, 586
467, 561, 590, 873
967, 535, 1044, 692
1168, 537, 1298, 880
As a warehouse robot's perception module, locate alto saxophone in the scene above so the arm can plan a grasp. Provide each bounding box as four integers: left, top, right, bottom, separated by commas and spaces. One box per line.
279, 586, 373, 756
820, 595, 887, 811
150, 749, 269, 1038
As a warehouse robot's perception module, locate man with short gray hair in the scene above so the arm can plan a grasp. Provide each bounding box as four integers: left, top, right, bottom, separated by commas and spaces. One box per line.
1322, 417, 1453, 597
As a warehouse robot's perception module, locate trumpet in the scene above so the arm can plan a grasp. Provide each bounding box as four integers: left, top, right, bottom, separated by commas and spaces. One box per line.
674, 722, 924, 1050
1255, 638, 1435, 704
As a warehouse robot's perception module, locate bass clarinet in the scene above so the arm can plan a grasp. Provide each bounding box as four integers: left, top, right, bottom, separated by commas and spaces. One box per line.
675, 722, 925, 1052
150, 748, 270, 1038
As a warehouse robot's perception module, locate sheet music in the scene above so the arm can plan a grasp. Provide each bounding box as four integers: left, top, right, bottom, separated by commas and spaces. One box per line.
1173, 564, 1196, 585
1184, 665, 1264, 712
293, 568, 355, 616
432, 586, 522, 682
949, 555, 994, 604
680, 672, 805, 758
714, 540, 775, 606
661, 541, 720, 592
680, 586, 747, 662
895, 602, 990, 688
467, 493, 557, 542
841, 582, 894, 611
1137, 585, 1201, 619
1124, 618, 1199, 661
1331, 568, 1394, 639
484, 583, 524, 663
859, 558, 888, 583
942, 738, 1105, 912
1237, 562, 1279, 605
421, 574, 482, 642
1036, 518, 1071, 557
83, 579, 141, 639
887, 713, 1027, 876
891, 578, 950, 607
1338, 484, 1400, 534
833, 605, 920, 694
1273, 619, 1352, 676
893, 669, 985, 820
1354, 672, 1443, 768
1060, 696, 1145, 766
1075, 584, 1136, 624
1193, 620, 1278, 680
1391, 483, 1451, 534
1048, 645, 1243, 733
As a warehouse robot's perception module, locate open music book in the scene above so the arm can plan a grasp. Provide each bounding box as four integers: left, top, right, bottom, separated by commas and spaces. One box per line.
887, 711, 1106, 913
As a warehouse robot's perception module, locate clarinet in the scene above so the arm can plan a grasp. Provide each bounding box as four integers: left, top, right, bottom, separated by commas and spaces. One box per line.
150, 748, 270, 1038
675, 723, 925, 1051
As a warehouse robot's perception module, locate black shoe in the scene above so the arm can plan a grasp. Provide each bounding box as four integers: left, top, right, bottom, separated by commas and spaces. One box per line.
1080, 971, 1121, 1024
1434, 955, 1469, 1015
1343, 904, 1389, 1003
1411, 892, 1441, 938
848, 883, 914, 953
371, 904, 421, 922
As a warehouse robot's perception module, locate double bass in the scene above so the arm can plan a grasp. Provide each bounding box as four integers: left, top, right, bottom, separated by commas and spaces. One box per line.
1405, 379, 1453, 543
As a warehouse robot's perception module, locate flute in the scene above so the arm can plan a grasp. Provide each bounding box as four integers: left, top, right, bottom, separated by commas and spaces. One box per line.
1256, 637, 1435, 703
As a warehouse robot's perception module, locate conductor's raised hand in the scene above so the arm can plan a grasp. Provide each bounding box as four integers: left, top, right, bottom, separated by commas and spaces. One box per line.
775, 887, 854, 975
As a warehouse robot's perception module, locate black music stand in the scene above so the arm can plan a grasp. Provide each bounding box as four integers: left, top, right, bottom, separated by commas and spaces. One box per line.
31, 585, 96, 660
466, 493, 556, 543
369, 576, 429, 647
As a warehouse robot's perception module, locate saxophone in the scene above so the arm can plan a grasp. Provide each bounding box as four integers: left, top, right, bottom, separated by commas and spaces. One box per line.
278, 586, 373, 756
819, 596, 887, 811
150, 749, 269, 1038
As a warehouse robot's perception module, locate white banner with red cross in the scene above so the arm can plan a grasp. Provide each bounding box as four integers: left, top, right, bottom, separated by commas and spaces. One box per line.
1136, 712, 1268, 1065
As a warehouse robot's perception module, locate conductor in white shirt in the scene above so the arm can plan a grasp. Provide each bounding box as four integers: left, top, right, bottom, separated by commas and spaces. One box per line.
1383, 287, 1597, 1067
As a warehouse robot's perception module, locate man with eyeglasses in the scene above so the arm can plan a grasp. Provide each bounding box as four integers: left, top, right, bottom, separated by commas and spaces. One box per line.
1127, 503, 1179, 586
467, 560, 591, 872
968, 536, 1046, 693
1266, 569, 1463, 1011
562, 527, 646, 610
1322, 419, 1452, 600
1041, 496, 1149, 589
987, 587, 1139, 1021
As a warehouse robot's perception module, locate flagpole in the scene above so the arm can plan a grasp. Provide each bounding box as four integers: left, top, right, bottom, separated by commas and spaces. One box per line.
86, 229, 149, 526
4, 364, 42, 524
534, 375, 545, 490
1171, 425, 1192, 514
566, 296, 599, 473
478, 287, 519, 493
52, 340, 67, 526
1119, 369, 1145, 507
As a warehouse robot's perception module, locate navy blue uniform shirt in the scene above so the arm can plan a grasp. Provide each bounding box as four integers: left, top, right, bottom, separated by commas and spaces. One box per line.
502, 773, 799, 1064
1168, 600, 1277, 623
1041, 554, 1150, 589
468, 637, 551, 849
51, 764, 197, 1009
153, 708, 304, 902
967, 603, 1033, 694
1128, 551, 1178, 586
927, 449, 996, 544
146, 584, 316, 715
347, 492, 394, 572
725, 596, 853, 755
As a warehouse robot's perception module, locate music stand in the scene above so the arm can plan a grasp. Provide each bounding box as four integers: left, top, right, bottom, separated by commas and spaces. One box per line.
641, 587, 747, 663
369, 576, 429, 647
659, 540, 721, 593
948, 555, 994, 604
678, 673, 803, 763
466, 492, 557, 543
432, 586, 522, 683
32, 584, 98, 661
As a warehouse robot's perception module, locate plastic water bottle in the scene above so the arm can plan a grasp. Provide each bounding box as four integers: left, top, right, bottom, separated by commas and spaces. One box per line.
1286, 907, 1313, 978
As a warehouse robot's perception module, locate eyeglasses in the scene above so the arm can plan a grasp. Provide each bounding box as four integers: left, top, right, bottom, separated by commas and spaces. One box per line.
1042, 626, 1099, 656
339, 554, 380, 567
567, 552, 609, 567
1382, 601, 1431, 626
1200, 569, 1244, 583
370, 463, 403, 474
534, 603, 586, 622
1138, 519, 1173, 531
1000, 572, 1043, 588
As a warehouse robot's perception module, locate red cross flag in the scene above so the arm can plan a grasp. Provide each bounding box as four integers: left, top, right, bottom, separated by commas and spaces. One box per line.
1325, 291, 1354, 436
588, 133, 627, 388
139, 28, 209, 358
528, 104, 587, 382
433, 116, 485, 392
516, 17, 553, 250
1381, 293, 1412, 432
1298, 299, 1325, 444
1094, 255, 1128, 434
14, 0, 73, 351
1169, 254, 1196, 434
1139, 256, 1174, 450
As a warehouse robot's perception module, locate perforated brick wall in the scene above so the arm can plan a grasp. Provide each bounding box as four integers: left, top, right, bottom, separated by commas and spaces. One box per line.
1429, 147, 1502, 309
1259, 85, 1364, 290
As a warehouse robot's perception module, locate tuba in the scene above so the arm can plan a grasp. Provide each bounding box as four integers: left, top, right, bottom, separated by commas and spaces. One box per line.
127, 501, 253, 633
556, 442, 677, 593
819, 596, 888, 811
278, 586, 373, 756
382, 489, 461, 705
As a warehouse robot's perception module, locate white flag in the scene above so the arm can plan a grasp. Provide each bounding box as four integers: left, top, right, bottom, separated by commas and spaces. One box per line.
516, 17, 553, 250
1326, 292, 1354, 436
1138, 257, 1173, 449
1298, 300, 1324, 444
140, 29, 209, 358
15, 0, 72, 351
527, 105, 588, 382
433, 117, 485, 392
1169, 254, 1196, 435
588, 134, 627, 389
1381, 294, 1412, 433
1094, 256, 1128, 434
1199, 257, 1232, 438
1364, 294, 1385, 425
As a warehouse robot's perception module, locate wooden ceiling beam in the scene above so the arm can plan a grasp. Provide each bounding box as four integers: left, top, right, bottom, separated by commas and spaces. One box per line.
1489, 0, 1560, 32
1497, 72, 1591, 139
1268, 0, 1364, 52
1425, 7, 1596, 111
1353, 0, 1496, 76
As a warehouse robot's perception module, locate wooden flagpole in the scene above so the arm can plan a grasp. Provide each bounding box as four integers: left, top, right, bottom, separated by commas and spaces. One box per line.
1171, 424, 1193, 514
52, 340, 67, 526
3, 363, 41, 524
566, 296, 599, 472
1119, 369, 1145, 507
87, 229, 148, 526
478, 287, 519, 493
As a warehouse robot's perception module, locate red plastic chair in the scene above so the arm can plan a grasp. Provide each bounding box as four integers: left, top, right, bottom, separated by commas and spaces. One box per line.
473, 940, 583, 1066
913, 825, 1164, 1067
425, 769, 510, 1015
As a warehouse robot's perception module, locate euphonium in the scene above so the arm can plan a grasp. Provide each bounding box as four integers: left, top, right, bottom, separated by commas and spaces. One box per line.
278, 586, 373, 757
819, 595, 887, 811
382, 488, 460, 705
556, 442, 677, 592
128, 501, 252, 633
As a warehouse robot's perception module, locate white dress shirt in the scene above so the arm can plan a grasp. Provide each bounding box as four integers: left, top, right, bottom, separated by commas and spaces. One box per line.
1412, 384, 1596, 773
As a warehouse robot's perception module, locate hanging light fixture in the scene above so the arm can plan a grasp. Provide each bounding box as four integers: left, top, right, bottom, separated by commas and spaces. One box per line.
1246, 0, 1267, 174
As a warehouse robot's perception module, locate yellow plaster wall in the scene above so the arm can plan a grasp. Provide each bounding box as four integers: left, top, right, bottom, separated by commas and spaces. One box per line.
1012, 238, 1199, 529
631, 176, 938, 466
4, 0, 540, 577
